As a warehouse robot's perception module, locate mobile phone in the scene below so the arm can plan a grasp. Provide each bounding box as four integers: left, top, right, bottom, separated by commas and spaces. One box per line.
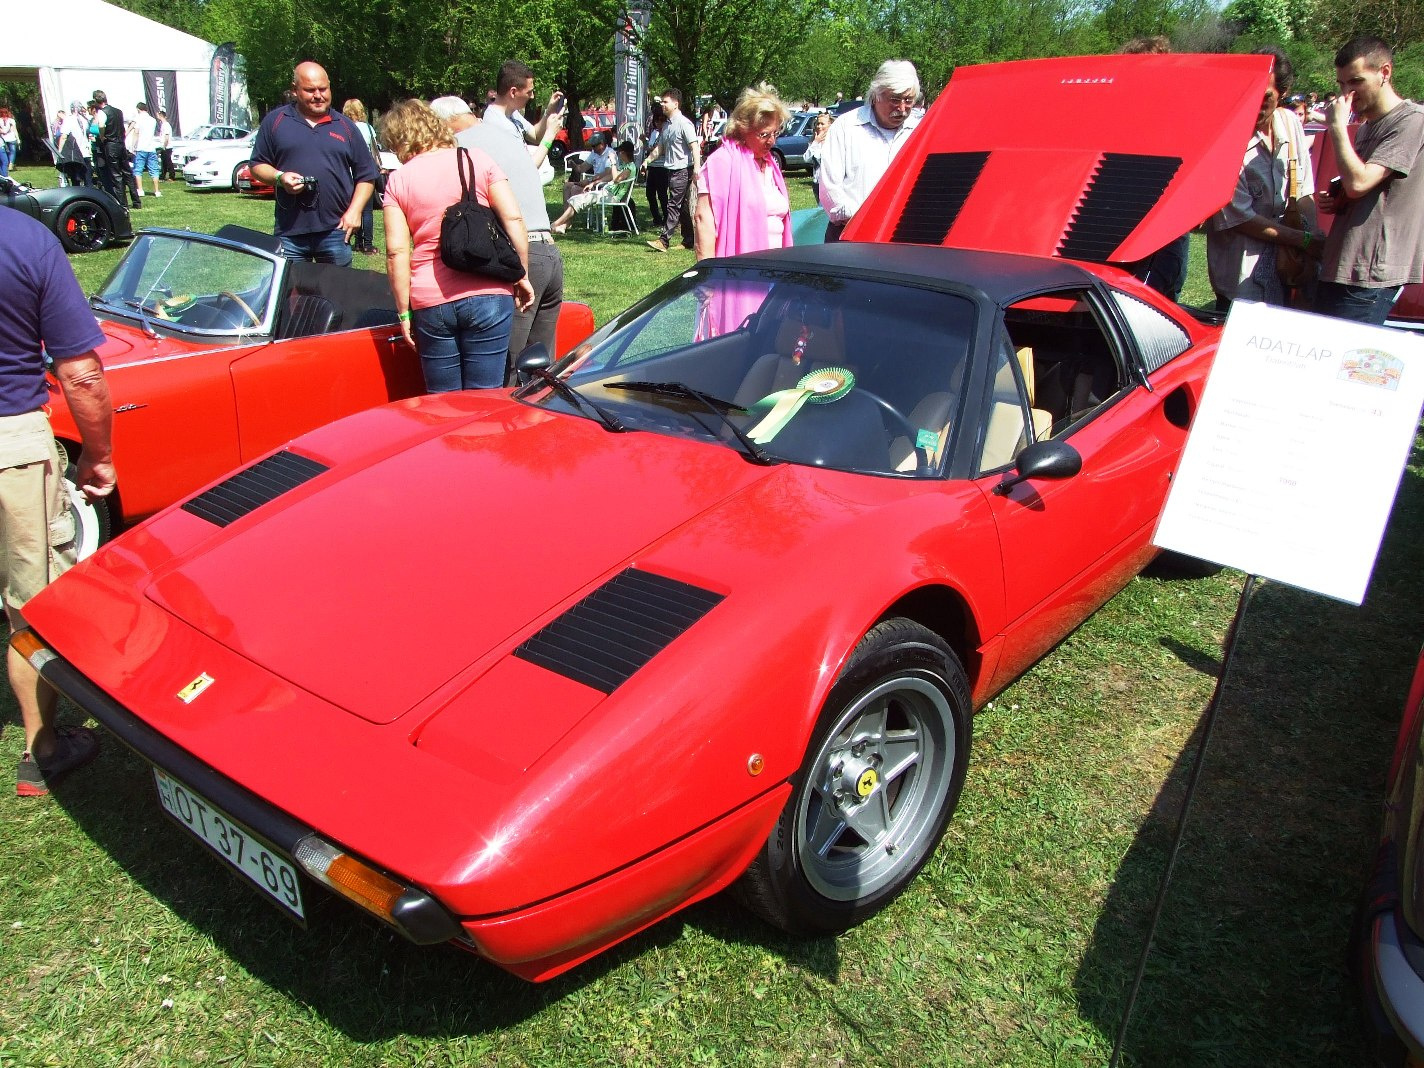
551, 95, 566, 115
1328, 176, 1343, 197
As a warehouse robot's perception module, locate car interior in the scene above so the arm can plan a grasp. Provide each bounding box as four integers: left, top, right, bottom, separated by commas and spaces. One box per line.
980, 289, 1128, 471
571, 274, 975, 476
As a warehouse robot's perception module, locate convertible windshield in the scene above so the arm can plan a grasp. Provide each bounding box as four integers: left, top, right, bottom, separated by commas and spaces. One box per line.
527, 266, 976, 476
96, 234, 278, 335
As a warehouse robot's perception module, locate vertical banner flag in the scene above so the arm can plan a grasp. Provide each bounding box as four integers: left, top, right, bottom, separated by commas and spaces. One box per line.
210, 43, 237, 126
142, 70, 179, 136
615, 1, 651, 147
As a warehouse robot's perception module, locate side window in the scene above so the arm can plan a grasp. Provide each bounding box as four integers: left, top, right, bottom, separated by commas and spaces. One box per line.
1108, 290, 1191, 373
1002, 289, 1128, 438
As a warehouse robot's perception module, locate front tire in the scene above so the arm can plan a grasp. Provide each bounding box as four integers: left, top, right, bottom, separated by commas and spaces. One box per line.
735, 618, 971, 934
56, 200, 112, 253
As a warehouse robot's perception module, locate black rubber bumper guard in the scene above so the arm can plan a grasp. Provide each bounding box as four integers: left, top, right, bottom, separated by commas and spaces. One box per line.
28, 637, 463, 947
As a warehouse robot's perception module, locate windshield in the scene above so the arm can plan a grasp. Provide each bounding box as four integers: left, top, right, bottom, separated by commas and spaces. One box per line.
525, 265, 976, 477
95, 234, 279, 336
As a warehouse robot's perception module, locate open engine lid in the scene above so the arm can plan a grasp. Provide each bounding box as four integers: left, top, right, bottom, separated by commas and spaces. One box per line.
845, 54, 1273, 264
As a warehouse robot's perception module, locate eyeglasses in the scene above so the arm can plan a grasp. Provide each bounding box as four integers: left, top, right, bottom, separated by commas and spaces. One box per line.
753, 129, 778, 143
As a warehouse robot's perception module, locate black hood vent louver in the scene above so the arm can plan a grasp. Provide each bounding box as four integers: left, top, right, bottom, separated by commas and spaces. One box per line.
1057, 152, 1182, 263
515, 569, 724, 694
890, 151, 990, 245
182, 451, 329, 527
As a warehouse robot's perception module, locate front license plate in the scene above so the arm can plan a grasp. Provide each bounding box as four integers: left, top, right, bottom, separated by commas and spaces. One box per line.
153, 768, 305, 921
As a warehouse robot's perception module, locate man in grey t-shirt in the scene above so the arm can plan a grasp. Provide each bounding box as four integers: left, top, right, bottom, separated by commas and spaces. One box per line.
431, 93, 565, 382
1313, 36, 1424, 324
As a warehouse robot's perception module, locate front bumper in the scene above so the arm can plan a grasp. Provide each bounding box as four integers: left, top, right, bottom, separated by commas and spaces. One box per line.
20, 634, 464, 947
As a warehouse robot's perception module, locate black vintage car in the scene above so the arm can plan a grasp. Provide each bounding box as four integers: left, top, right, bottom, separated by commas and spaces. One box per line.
0, 175, 134, 253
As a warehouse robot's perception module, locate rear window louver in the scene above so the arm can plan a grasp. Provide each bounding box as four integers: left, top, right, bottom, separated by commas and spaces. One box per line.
515, 569, 724, 694
890, 151, 990, 245
181, 451, 329, 527
1057, 153, 1182, 263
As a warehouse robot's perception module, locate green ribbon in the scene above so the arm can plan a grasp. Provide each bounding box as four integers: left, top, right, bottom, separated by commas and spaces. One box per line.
747, 367, 856, 444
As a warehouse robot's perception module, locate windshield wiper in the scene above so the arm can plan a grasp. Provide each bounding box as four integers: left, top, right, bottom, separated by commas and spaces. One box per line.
606, 380, 778, 465
527, 366, 628, 433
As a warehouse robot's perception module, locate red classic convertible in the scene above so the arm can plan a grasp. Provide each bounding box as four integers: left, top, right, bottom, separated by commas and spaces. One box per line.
50, 224, 593, 555
20, 55, 1269, 981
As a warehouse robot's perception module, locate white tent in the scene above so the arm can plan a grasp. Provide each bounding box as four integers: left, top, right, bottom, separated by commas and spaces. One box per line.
0, 0, 249, 137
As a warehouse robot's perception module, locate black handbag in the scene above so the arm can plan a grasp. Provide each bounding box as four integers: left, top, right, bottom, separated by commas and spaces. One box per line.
439, 148, 525, 282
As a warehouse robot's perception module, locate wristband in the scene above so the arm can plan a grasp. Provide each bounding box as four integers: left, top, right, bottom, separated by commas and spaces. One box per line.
1301, 231, 1311, 250
398, 311, 411, 322
540, 136, 555, 149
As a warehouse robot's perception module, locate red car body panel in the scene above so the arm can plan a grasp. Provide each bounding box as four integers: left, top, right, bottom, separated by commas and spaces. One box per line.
44, 258, 595, 527
19, 57, 1254, 980
848, 53, 1271, 264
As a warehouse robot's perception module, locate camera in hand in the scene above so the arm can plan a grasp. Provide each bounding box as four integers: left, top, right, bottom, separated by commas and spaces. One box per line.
300, 175, 319, 193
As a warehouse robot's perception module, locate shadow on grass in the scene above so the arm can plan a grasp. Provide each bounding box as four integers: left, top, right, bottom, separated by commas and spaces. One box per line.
45, 741, 838, 1040
1075, 461, 1424, 1066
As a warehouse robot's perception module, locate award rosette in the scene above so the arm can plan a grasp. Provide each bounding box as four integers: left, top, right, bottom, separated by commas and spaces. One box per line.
747, 367, 856, 444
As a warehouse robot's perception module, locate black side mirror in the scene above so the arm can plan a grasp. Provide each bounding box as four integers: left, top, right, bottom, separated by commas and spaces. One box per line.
515, 343, 552, 382
993, 439, 1082, 495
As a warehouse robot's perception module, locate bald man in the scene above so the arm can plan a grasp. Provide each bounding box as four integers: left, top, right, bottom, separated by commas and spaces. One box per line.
251, 62, 379, 265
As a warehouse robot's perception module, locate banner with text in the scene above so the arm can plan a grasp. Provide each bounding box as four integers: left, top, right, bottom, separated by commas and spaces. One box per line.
614, 0, 651, 147
142, 70, 180, 137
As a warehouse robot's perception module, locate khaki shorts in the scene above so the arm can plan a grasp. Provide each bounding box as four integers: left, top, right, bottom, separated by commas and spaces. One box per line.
0, 412, 77, 630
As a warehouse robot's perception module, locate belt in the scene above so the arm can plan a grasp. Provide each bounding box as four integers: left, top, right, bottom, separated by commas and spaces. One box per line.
528, 230, 555, 244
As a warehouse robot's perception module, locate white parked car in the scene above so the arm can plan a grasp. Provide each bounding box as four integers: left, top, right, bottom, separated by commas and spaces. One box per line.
170, 124, 253, 169
182, 135, 257, 190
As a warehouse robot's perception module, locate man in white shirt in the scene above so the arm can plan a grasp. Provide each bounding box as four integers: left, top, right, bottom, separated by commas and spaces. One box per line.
646, 88, 700, 252
131, 102, 162, 198
156, 109, 175, 181
818, 60, 923, 241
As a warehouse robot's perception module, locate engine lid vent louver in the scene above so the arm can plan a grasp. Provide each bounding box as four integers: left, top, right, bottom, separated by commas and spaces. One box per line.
890, 151, 990, 245
182, 451, 330, 527
1057, 152, 1182, 262
515, 569, 724, 694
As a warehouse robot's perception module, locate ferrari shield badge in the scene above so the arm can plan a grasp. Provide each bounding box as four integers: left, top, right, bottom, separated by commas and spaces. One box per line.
177, 673, 215, 704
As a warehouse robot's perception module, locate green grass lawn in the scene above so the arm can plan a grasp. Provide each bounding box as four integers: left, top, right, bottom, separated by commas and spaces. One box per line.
0, 163, 1411, 1067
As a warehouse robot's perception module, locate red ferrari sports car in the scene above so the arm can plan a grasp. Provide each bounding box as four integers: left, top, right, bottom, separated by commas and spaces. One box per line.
232, 162, 274, 197
48, 224, 593, 556
19, 55, 1269, 981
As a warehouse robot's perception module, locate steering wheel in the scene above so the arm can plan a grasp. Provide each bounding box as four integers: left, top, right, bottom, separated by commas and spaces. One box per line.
855, 388, 933, 475
217, 290, 261, 329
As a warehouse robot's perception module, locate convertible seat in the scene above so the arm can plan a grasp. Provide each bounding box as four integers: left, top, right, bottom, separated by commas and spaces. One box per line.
278, 260, 398, 338
981, 346, 1052, 471
733, 313, 846, 408
282, 293, 341, 338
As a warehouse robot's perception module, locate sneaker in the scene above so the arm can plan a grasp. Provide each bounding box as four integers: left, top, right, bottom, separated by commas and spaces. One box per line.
153, 191, 162, 198
17, 726, 99, 797
646, 237, 668, 253
136, 189, 144, 197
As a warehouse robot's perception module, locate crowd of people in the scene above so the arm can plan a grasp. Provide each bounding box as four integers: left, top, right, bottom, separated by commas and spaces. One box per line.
3, 39, 1423, 795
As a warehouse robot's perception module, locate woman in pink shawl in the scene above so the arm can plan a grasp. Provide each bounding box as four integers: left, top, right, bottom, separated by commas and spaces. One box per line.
693, 85, 792, 337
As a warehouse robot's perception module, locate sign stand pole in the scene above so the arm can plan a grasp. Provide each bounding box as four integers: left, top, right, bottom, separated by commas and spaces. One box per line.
1108, 573, 1259, 1068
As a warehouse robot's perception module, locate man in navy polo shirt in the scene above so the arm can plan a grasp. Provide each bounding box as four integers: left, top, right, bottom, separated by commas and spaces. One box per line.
0, 208, 116, 796
250, 62, 379, 266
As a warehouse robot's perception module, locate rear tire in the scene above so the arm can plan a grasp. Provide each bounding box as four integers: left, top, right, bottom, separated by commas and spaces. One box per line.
735, 618, 971, 934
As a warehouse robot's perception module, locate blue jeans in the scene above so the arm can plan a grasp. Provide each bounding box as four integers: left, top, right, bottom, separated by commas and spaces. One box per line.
0, 142, 11, 177
412, 294, 515, 391
279, 228, 352, 267
1312, 281, 1403, 325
